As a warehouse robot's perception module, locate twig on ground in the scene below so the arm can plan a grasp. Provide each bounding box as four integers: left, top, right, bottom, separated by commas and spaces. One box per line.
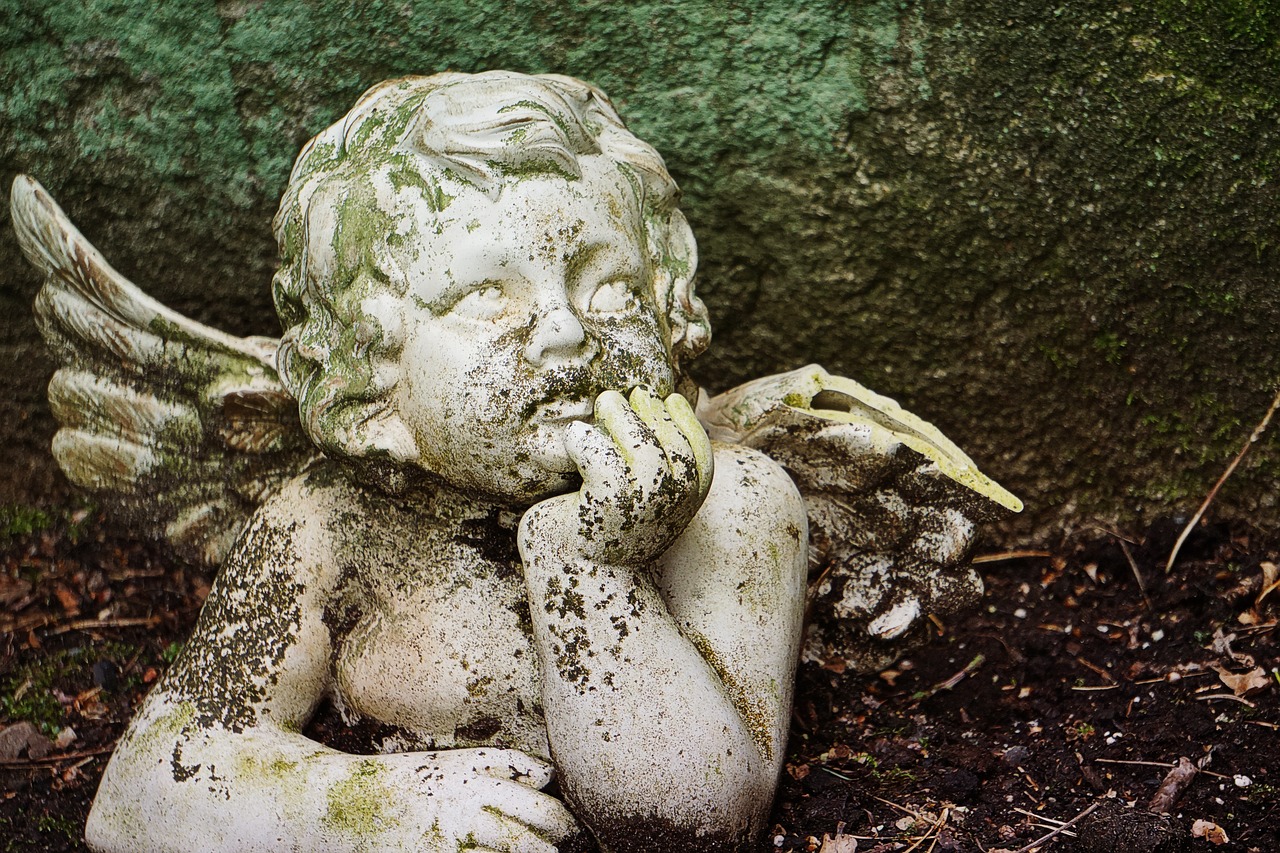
900, 807, 949, 853
1087, 525, 1140, 544
0, 744, 116, 768
1166, 384, 1280, 574
909, 654, 985, 703
46, 615, 162, 635
1195, 692, 1257, 708
1094, 757, 1231, 781
870, 794, 926, 820
972, 550, 1053, 564
1006, 802, 1100, 853
1118, 540, 1157, 619
1012, 807, 1079, 838
1074, 656, 1118, 684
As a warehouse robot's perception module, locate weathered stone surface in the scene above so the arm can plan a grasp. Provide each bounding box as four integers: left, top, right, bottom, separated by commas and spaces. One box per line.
3, 1, 1278, 532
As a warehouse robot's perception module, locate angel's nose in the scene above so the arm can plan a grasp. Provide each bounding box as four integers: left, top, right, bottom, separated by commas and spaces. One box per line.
525, 304, 588, 365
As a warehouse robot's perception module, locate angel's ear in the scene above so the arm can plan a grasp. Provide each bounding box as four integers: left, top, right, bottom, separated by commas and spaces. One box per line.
310, 394, 418, 468
663, 209, 711, 365
362, 404, 419, 465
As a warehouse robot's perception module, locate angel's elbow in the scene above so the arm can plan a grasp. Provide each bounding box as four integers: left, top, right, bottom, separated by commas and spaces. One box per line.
85, 768, 158, 853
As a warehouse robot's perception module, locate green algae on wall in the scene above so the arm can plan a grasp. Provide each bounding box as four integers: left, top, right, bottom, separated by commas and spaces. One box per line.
3, 0, 1280, 534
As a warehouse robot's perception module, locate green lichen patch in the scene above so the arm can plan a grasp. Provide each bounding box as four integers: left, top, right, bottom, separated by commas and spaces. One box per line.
323, 758, 397, 836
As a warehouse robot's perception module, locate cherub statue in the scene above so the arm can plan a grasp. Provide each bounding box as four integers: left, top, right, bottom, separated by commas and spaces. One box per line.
12, 71, 1019, 853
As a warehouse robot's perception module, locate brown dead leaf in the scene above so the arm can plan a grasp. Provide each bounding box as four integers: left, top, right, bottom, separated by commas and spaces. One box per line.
1150, 756, 1198, 814
0, 574, 32, 608
819, 830, 859, 852
1257, 561, 1280, 606
1191, 818, 1229, 845
1210, 664, 1272, 698
53, 583, 80, 616
1238, 608, 1263, 626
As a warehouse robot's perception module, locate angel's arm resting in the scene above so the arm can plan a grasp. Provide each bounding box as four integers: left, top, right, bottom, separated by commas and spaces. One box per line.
519, 432, 807, 851
86, 477, 572, 853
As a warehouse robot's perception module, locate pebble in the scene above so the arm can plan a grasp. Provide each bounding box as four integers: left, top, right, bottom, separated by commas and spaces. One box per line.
92, 659, 120, 690
1001, 745, 1030, 767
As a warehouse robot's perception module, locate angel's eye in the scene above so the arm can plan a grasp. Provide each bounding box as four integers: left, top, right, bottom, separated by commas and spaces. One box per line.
450, 285, 506, 320
587, 280, 638, 315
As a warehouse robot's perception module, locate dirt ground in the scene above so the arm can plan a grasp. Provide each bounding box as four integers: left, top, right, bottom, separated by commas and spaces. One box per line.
2, 507, 1277, 852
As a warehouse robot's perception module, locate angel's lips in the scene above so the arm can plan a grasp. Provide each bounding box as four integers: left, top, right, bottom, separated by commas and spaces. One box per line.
524, 399, 595, 475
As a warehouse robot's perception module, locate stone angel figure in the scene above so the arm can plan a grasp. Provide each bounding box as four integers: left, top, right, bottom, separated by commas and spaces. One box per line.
13, 72, 1019, 853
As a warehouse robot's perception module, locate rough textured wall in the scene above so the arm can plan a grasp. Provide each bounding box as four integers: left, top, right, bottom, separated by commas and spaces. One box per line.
2, 0, 1278, 536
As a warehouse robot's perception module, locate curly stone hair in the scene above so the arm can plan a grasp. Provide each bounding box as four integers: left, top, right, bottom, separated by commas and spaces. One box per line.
271, 71, 711, 472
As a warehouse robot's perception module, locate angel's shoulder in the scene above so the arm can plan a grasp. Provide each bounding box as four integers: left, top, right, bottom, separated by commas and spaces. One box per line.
224, 462, 372, 585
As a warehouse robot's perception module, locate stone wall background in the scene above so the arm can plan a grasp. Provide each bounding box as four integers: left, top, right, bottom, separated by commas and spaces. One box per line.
3, 0, 1278, 537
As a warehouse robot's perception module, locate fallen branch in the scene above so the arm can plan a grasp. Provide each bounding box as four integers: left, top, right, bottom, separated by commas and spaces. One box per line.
909, 654, 985, 703
1007, 801, 1099, 853
0, 744, 116, 768
46, 615, 162, 636
1166, 385, 1280, 574
1093, 757, 1231, 781
972, 550, 1053, 564
1118, 540, 1156, 619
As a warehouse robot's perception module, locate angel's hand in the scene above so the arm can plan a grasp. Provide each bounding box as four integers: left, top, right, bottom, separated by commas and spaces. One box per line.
524, 387, 713, 567
380, 747, 580, 852
571, 387, 713, 565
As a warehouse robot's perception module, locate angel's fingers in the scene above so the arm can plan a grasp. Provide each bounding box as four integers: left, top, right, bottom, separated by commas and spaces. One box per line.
565, 420, 629, 496
465, 749, 556, 789
593, 389, 664, 477
469, 800, 567, 853
628, 387, 697, 485
483, 781, 580, 840
664, 392, 714, 499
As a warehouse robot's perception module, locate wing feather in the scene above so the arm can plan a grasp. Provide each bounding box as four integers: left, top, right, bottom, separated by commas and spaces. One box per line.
699, 364, 1021, 672
13, 175, 316, 567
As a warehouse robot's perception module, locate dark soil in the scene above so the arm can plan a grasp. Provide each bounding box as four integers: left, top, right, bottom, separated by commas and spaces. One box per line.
2, 509, 1278, 852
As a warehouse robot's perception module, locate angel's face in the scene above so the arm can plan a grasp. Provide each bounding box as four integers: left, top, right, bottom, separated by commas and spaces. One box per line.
390, 159, 677, 503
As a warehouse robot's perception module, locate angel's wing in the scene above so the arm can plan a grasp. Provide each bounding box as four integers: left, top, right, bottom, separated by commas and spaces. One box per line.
699, 365, 1022, 673
12, 175, 317, 567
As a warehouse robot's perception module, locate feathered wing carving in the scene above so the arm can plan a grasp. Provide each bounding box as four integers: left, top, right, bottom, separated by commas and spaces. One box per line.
699, 365, 1023, 673
12, 175, 317, 567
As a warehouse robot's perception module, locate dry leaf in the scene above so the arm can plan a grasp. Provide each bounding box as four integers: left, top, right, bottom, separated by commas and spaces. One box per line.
1210, 663, 1272, 698
1191, 818, 1229, 845
1257, 561, 1280, 606
1237, 608, 1263, 626
1149, 756, 1198, 814
53, 583, 80, 616
819, 831, 859, 852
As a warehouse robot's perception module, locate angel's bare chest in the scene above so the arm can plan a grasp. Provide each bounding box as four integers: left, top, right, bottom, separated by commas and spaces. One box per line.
327, 524, 548, 756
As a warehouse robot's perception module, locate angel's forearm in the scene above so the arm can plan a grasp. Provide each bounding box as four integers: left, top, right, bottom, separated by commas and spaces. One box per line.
522, 547, 771, 838
87, 705, 378, 853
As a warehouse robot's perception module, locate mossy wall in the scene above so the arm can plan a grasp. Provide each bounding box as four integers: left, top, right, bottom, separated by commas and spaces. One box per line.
3, 0, 1278, 536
